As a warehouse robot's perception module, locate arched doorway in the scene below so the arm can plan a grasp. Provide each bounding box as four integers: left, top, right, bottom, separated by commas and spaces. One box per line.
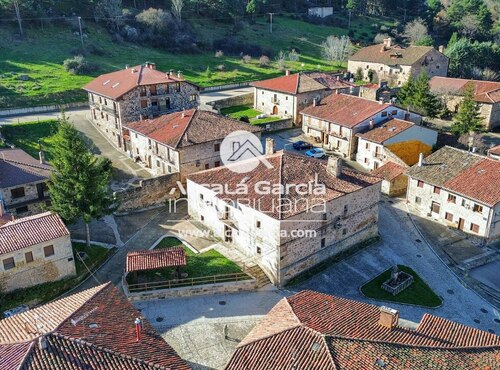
272, 105, 278, 115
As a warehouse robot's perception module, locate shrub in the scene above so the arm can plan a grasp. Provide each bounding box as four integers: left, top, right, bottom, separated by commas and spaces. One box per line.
355, 67, 363, 81
259, 55, 270, 67
215, 50, 224, 58
63, 56, 98, 75
239, 116, 250, 123
288, 49, 300, 62
374, 33, 389, 44
242, 55, 252, 64
215, 64, 225, 71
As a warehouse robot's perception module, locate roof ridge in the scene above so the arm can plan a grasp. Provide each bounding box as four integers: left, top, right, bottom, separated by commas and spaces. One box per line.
236, 324, 304, 350
173, 109, 196, 148
136, 64, 144, 85
294, 73, 300, 94
1, 211, 56, 227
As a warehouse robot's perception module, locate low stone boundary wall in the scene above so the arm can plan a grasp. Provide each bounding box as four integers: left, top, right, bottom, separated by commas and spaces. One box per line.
0, 102, 87, 117
124, 278, 257, 301
259, 118, 294, 132
207, 93, 254, 111
201, 82, 250, 92
114, 173, 181, 212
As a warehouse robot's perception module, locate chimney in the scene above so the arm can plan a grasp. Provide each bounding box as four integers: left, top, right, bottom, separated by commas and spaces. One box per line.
38, 336, 48, 350
438, 45, 445, 53
379, 98, 384, 105
177, 70, 183, 78
313, 98, 318, 107
125, 64, 129, 69
144, 62, 156, 69
265, 138, 275, 155
39, 151, 45, 164
369, 119, 375, 129
285, 70, 290, 76
181, 110, 186, 118
336, 75, 340, 81
383, 37, 392, 48
418, 152, 424, 167
327, 156, 343, 177
379, 306, 399, 330
135, 317, 142, 341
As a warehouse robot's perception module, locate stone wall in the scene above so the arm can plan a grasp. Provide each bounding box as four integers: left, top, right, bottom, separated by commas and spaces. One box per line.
0, 102, 87, 117
208, 93, 254, 110
124, 277, 257, 301
0, 235, 76, 293
259, 118, 294, 132
1, 180, 49, 216
114, 173, 181, 212
382, 175, 408, 197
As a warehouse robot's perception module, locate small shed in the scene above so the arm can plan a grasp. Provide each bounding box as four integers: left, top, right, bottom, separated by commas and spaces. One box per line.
372, 161, 408, 196
126, 247, 187, 279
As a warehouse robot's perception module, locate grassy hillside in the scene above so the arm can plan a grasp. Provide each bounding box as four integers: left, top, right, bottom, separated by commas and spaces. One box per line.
0, 15, 396, 109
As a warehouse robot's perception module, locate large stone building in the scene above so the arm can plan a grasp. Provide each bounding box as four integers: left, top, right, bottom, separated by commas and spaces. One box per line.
348, 38, 449, 86
0, 283, 189, 369
124, 109, 261, 178
187, 145, 381, 286
0, 148, 52, 217
429, 77, 500, 130
251, 71, 356, 124
84, 62, 200, 150
407, 146, 500, 244
300, 93, 422, 159
225, 290, 500, 369
0, 212, 75, 292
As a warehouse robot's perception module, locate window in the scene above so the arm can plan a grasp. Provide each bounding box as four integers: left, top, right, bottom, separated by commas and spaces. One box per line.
256, 246, 262, 254
140, 100, 147, 108
44, 245, 55, 257
391, 110, 398, 116
196, 160, 200, 167
200, 215, 204, 221
366, 65, 370, 69
431, 201, 441, 214
190, 94, 197, 102
381, 111, 388, 117
156, 160, 160, 167
3, 257, 15, 270
343, 205, 348, 215
415, 196, 422, 204
364, 158, 368, 164
365, 142, 369, 149
320, 238, 326, 249
200, 193, 204, 200
433, 186, 441, 194
205, 164, 210, 170
261, 91, 264, 95
150, 85, 157, 95
445, 212, 453, 222
214, 161, 221, 167
322, 213, 327, 221
151, 100, 158, 107
417, 180, 424, 188
25, 251, 33, 263
256, 220, 261, 229
10, 187, 25, 199
470, 223, 480, 233
374, 162, 379, 170
448, 194, 457, 204
214, 143, 220, 152
473, 204, 483, 213
16, 206, 28, 214
461, 199, 467, 207
342, 228, 347, 235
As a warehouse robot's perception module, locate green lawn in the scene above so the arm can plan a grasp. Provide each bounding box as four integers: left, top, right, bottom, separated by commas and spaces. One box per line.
221, 105, 282, 125
0, 119, 59, 162
0, 243, 114, 313
0, 14, 396, 109
360, 265, 442, 308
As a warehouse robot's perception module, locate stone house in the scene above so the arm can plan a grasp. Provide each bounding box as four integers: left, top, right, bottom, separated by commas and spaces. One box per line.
371, 161, 409, 197
429, 77, 500, 130
187, 144, 381, 286
348, 38, 448, 86
0, 283, 189, 369
356, 118, 437, 171
83, 62, 200, 150
406, 146, 500, 244
0, 148, 52, 217
251, 71, 356, 124
300, 93, 422, 159
225, 290, 500, 369
0, 212, 75, 293
124, 109, 261, 178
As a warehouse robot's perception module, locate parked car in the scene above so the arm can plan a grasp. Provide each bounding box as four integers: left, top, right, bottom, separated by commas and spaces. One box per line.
256, 114, 268, 119
292, 141, 313, 150
3, 304, 29, 318
305, 148, 326, 159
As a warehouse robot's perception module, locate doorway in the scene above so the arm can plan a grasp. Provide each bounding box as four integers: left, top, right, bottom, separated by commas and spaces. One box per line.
458, 218, 465, 231
272, 105, 278, 115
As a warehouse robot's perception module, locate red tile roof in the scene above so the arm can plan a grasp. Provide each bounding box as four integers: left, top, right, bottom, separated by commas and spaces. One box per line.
0, 283, 189, 370
125, 109, 260, 149
188, 151, 381, 220
225, 290, 500, 370
488, 144, 500, 156
0, 148, 52, 188
0, 212, 69, 256
126, 247, 187, 273
0, 342, 32, 370
251, 73, 327, 94
83, 64, 191, 100
371, 162, 408, 181
301, 93, 391, 128
429, 77, 500, 104
357, 119, 414, 144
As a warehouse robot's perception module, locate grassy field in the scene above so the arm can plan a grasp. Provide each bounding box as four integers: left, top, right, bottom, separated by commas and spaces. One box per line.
0, 243, 113, 313
0, 119, 59, 161
221, 105, 282, 124
0, 14, 396, 109
360, 265, 442, 308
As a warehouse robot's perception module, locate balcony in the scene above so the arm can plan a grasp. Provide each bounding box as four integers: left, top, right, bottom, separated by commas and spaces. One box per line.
271, 98, 280, 105
101, 105, 117, 115
373, 151, 384, 160
218, 212, 238, 230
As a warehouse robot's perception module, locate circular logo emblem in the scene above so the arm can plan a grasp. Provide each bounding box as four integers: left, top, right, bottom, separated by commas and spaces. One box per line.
220, 130, 265, 173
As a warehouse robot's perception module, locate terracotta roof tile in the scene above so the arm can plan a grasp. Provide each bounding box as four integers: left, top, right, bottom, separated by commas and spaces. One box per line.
0, 148, 52, 188
371, 162, 408, 181
125, 109, 260, 149
126, 248, 187, 273
0, 212, 69, 256
251, 73, 327, 94
350, 44, 437, 65
430, 77, 500, 104
0, 342, 32, 370
304, 72, 355, 90
301, 93, 391, 128
488, 145, 500, 156
357, 119, 414, 144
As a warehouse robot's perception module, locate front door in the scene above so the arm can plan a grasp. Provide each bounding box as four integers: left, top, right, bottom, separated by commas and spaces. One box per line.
272, 105, 278, 115
458, 218, 465, 231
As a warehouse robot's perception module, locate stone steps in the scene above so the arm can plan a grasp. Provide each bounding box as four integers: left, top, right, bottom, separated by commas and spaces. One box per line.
246, 265, 271, 288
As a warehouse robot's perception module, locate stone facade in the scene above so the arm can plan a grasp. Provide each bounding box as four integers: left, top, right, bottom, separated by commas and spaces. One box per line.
301, 106, 421, 159
0, 235, 76, 293
1, 180, 50, 217
439, 95, 500, 131
381, 175, 408, 197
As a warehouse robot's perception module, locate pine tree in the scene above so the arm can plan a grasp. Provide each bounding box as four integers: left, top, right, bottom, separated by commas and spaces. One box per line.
397, 71, 440, 117
452, 84, 484, 136
49, 113, 114, 247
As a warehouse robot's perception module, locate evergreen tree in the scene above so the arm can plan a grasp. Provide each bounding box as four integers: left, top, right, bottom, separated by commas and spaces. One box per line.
397, 71, 440, 117
49, 113, 114, 247
452, 84, 484, 136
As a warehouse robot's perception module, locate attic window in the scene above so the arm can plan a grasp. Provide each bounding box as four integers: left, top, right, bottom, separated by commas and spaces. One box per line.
112, 83, 120, 88
103, 80, 111, 85
375, 359, 387, 367
88, 323, 99, 329
311, 343, 321, 352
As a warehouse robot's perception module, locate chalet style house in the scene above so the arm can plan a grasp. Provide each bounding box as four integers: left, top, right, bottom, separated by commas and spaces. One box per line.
226, 290, 500, 369
429, 77, 500, 130
84, 62, 200, 150
0, 148, 52, 217
300, 93, 422, 159
0, 283, 189, 369
187, 143, 381, 286
348, 38, 448, 86
0, 212, 75, 292
124, 109, 261, 178
407, 146, 500, 244
251, 71, 356, 124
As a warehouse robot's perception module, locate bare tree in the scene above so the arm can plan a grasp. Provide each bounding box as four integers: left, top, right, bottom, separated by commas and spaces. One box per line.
459, 14, 480, 39
374, 33, 389, 44
171, 0, 184, 25
276, 51, 287, 71
95, 0, 123, 32
0, 0, 23, 35
321, 35, 353, 65
403, 18, 429, 44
